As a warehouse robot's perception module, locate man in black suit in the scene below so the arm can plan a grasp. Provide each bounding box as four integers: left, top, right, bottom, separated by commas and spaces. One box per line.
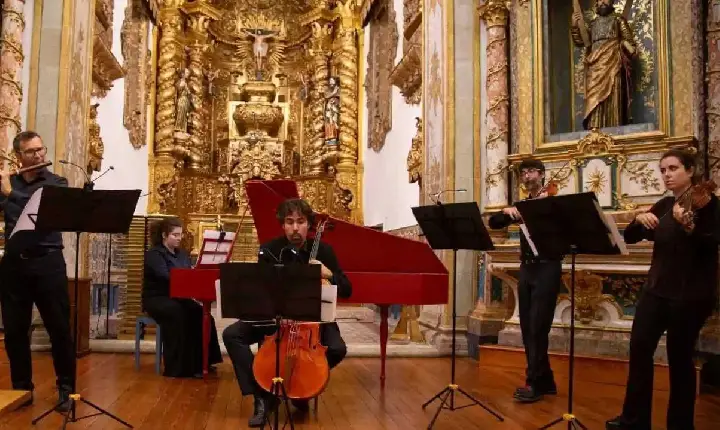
222, 198, 351, 427
0, 131, 74, 411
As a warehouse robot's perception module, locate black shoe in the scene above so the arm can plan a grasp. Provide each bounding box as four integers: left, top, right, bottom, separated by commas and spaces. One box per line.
605, 416, 626, 429
291, 399, 310, 412
513, 386, 543, 403
55, 387, 71, 413
248, 395, 267, 428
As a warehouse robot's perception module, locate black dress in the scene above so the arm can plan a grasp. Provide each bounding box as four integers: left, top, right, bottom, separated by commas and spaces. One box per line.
142, 245, 223, 377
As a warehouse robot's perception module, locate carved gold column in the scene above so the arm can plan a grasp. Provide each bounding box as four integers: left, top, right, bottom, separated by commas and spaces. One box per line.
150, 0, 185, 214
302, 6, 333, 175
181, 0, 219, 172
478, 0, 510, 211
333, 0, 361, 221
0, 0, 25, 157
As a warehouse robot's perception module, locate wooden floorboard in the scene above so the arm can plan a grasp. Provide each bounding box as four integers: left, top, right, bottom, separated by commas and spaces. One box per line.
0, 350, 718, 429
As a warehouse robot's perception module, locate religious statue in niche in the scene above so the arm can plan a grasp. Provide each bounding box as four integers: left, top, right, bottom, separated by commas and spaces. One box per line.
174, 68, 192, 133
571, 0, 636, 130
324, 76, 340, 146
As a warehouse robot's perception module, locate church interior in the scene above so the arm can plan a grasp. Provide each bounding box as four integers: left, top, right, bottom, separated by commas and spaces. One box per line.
1, 0, 720, 428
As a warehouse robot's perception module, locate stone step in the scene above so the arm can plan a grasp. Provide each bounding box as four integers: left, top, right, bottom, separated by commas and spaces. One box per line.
477, 345, 701, 393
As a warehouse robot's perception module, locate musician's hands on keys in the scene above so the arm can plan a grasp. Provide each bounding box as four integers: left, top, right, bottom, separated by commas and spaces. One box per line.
635, 212, 660, 230
309, 259, 333, 280
0, 167, 12, 197
502, 206, 522, 221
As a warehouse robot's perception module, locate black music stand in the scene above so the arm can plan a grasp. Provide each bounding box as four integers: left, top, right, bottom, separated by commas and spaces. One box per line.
219, 261, 323, 430
413, 202, 504, 428
514, 192, 626, 430
31, 187, 140, 429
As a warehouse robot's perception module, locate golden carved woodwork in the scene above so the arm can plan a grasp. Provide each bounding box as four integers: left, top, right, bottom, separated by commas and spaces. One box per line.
558, 271, 620, 325
93, 0, 125, 98
147, 0, 363, 225
365, 0, 398, 152
87, 103, 104, 174
478, 0, 510, 27
406, 117, 423, 184
390, 41, 421, 105
121, 0, 150, 149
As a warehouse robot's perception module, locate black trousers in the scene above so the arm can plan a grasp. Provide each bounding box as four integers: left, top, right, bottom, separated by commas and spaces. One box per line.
518, 261, 561, 389
620, 290, 714, 430
0, 251, 74, 391
143, 296, 223, 377
223, 320, 347, 396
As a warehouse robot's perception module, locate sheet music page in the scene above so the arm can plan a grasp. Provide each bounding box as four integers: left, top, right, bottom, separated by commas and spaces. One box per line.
518, 224, 539, 257
592, 199, 629, 255
214, 280, 225, 320
321, 285, 337, 322
203, 230, 236, 241
199, 253, 227, 265
9, 188, 43, 239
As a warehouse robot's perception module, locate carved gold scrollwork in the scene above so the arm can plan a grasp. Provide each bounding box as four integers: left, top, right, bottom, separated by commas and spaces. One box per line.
390, 41, 421, 105
155, 4, 185, 154
121, 0, 150, 149
365, 0, 398, 152
559, 270, 619, 325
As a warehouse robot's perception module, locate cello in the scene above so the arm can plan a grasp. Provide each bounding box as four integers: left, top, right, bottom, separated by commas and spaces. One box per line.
252, 218, 332, 401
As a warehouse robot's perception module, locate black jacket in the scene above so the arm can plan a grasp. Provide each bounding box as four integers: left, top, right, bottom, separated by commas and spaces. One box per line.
624, 195, 720, 301
142, 245, 193, 300
258, 235, 352, 299
488, 206, 564, 262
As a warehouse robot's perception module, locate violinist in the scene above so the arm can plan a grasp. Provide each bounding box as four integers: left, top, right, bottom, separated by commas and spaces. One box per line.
142, 217, 223, 378
222, 198, 351, 427
607, 149, 719, 430
488, 158, 562, 403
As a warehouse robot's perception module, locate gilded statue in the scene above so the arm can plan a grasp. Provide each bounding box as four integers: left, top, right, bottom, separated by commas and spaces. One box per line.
407, 117, 423, 185
571, 0, 636, 130
174, 68, 192, 132
324, 77, 340, 145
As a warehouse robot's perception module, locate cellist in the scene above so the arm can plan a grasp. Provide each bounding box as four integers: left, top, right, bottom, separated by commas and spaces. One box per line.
222, 198, 352, 427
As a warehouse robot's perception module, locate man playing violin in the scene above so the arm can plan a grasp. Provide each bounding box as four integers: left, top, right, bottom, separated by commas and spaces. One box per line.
607, 149, 719, 430
488, 158, 562, 403
222, 198, 351, 427
0, 131, 75, 411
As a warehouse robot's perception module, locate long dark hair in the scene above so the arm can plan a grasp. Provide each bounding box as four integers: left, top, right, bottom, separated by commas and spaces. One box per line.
150, 217, 182, 246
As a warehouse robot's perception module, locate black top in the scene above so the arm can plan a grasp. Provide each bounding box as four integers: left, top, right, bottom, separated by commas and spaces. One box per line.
258, 235, 353, 299
488, 202, 564, 262
0, 168, 67, 254
142, 245, 193, 300
624, 195, 720, 301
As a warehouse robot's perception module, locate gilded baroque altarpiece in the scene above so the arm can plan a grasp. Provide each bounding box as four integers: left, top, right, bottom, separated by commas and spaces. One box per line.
471, 0, 720, 358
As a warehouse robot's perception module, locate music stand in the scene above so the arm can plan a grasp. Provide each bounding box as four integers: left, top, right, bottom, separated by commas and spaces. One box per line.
413, 202, 504, 428
219, 261, 323, 430
514, 192, 627, 430
31, 187, 140, 429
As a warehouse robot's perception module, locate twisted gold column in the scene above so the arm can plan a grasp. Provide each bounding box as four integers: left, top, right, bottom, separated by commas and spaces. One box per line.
181, 0, 219, 172
154, 1, 185, 155
0, 0, 25, 156
479, 0, 509, 211
304, 19, 333, 174
333, 1, 360, 222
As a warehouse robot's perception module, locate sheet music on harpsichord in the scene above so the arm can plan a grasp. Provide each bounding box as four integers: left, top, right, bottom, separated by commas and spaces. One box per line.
196, 230, 236, 267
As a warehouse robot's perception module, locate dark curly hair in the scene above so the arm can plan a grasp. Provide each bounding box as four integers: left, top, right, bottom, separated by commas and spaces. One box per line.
276, 198, 314, 225
660, 149, 698, 184
150, 217, 183, 246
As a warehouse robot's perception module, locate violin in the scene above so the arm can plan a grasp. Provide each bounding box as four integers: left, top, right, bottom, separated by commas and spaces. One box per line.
252, 218, 332, 401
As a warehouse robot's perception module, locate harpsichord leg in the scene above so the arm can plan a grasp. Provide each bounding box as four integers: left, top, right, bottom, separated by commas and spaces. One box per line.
379, 305, 389, 389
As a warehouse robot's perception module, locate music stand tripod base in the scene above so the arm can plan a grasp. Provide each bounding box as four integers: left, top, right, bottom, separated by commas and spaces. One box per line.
540, 413, 587, 430
32, 393, 135, 429
262, 376, 295, 430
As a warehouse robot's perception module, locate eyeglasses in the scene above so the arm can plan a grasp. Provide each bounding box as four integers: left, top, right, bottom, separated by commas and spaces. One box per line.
520, 168, 540, 176
18, 146, 47, 157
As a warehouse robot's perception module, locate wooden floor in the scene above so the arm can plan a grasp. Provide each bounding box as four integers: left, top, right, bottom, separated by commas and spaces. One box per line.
1, 350, 719, 429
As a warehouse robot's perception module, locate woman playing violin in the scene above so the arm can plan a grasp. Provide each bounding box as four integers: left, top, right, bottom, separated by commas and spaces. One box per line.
607, 149, 720, 430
